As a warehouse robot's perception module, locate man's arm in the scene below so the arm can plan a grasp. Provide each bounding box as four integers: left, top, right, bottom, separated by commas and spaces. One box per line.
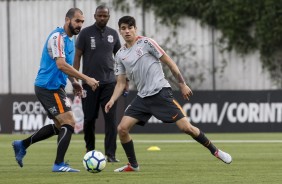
105, 74, 127, 113
56, 57, 99, 91
160, 53, 193, 100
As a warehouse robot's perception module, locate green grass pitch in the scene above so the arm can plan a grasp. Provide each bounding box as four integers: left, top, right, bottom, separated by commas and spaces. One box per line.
1, 133, 282, 184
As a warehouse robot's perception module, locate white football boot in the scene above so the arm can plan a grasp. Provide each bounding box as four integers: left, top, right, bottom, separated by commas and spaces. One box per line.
214, 149, 232, 164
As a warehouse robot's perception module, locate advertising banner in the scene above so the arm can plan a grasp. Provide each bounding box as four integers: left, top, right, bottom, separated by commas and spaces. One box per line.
1, 90, 282, 134
0, 94, 125, 134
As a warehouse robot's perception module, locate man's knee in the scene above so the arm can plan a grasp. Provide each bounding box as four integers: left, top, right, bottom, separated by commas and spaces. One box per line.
177, 118, 199, 136
117, 124, 129, 136
55, 111, 76, 127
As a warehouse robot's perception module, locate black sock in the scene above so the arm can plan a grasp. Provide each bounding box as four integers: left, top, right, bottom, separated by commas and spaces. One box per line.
121, 140, 138, 168
54, 124, 74, 164
193, 131, 217, 154
22, 124, 59, 149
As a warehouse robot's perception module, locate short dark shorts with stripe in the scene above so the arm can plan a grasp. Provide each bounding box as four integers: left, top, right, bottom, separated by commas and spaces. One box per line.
124, 87, 186, 126
35, 86, 72, 119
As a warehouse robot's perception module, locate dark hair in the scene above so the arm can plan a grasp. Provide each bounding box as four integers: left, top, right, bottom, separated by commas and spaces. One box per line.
66, 8, 83, 19
95, 5, 110, 14
118, 16, 136, 28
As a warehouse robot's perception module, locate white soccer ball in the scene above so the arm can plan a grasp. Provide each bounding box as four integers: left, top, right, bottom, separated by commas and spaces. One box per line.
83, 150, 106, 173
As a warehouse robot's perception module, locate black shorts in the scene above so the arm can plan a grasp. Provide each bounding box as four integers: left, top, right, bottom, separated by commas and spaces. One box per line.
35, 86, 72, 119
124, 88, 186, 126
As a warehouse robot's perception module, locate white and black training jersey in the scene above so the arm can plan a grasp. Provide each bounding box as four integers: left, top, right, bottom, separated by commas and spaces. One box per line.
115, 36, 171, 98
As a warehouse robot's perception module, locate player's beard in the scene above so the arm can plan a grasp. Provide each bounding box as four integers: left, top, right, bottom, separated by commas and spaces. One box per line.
69, 22, 81, 35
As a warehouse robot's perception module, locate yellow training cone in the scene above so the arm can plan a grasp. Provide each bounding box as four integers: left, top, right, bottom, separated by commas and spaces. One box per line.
147, 146, 161, 151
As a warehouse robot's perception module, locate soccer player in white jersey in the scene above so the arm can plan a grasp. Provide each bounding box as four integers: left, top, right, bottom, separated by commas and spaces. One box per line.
105, 16, 232, 172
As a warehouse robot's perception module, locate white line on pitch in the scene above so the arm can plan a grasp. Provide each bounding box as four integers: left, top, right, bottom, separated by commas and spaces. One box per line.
133, 140, 282, 143
37, 140, 282, 144
67, 140, 282, 143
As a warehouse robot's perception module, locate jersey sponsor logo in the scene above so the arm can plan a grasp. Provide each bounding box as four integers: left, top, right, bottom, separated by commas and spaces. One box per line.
107, 35, 114, 43
90, 37, 96, 50
51, 33, 65, 57
143, 39, 158, 54
137, 39, 142, 44
53, 38, 58, 56
61, 44, 65, 55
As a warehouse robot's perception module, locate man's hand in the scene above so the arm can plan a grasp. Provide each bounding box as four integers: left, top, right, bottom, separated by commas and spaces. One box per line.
72, 81, 83, 97
86, 77, 99, 91
179, 83, 193, 100
105, 100, 114, 113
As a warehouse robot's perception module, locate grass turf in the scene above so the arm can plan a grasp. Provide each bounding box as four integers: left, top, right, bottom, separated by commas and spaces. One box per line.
1, 133, 282, 184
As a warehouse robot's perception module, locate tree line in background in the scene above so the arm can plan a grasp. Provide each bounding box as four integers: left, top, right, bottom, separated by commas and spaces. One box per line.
111, 0, 282, 87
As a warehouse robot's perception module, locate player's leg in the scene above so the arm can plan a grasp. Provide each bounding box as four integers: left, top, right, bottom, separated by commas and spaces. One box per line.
52, 111, 80, 172
25, 124, 60, 148
114, 95, 151, 172
114, 116, 140, 172
12, 123, 60, 168
82, 84, 100, 152
100, 82, 118, 162
53, 112, 75, 164
12, 86, 61, 167
40, 87, 79, 172
176, 118, 232, 164
151, 88, 232, 164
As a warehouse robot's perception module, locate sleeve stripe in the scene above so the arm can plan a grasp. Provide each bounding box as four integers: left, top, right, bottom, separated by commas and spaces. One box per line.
148, 38, 165, 54
58, 34, 62, 57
